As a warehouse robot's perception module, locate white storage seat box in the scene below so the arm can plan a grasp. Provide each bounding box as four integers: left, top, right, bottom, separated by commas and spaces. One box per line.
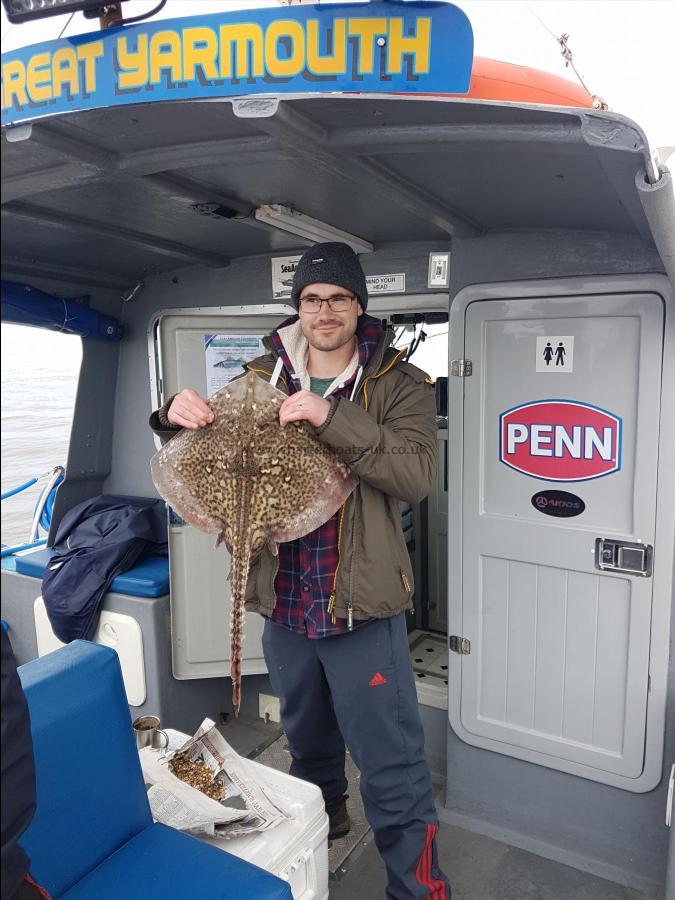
34, 597, 146, 705
156, 730, 329, 900
10, 546, 234, 733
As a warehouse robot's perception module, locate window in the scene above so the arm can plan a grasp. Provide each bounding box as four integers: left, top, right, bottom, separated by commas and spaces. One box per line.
392, 322, 448, 380
1, 324, 82, 548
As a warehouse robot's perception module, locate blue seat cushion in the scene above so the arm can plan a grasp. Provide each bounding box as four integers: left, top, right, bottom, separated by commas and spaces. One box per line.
14, 548, 169, 597
59, 823, 293, 900
20, 643, 153, 898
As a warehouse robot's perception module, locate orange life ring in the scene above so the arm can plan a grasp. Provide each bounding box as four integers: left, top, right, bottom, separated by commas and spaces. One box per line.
407, 57, 595, 108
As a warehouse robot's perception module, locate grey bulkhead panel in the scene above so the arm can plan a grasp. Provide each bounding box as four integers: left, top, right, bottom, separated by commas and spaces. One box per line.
155, 308, 287, 679
448, 275, 675, 792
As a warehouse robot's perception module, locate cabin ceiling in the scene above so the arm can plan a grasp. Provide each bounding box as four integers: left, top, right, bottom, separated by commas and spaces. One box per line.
0, 96, 655, 295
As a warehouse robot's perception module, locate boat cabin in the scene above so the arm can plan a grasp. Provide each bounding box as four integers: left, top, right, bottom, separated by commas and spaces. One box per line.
2, 2, 674, 897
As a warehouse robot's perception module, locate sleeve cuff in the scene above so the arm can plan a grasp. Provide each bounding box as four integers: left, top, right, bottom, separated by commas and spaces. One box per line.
314, 396, 339, 436
157, 395, 180, 430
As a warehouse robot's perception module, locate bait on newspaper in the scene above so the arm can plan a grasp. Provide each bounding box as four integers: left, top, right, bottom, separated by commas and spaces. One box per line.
139, 718, 288, 838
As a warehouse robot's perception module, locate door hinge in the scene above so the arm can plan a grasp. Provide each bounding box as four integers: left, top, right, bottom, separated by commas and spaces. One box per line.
449, 635, 471, 655
450, 359, 472, 377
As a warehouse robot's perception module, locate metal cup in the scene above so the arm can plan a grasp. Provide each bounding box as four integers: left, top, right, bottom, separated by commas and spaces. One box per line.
133, 715, 169, 751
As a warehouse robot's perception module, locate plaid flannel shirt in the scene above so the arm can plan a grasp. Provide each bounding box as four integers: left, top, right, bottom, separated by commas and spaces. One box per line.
269, 314, 383, 638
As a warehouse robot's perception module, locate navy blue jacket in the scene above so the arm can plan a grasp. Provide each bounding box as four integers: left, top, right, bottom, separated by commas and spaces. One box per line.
41, 495, 167, 643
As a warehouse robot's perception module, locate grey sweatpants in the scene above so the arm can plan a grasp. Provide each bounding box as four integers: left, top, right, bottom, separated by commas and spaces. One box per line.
262, 614, 451, 900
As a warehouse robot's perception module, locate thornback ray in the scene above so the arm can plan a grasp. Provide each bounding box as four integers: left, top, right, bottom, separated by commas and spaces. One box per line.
150, 371, 357, 715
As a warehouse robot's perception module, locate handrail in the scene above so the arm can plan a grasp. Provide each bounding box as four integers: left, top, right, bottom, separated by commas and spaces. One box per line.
30, 467, 65, 542
1, 540, 47, 559
1, 468, 57, 501
1, 476, 39, 501
1, 466, 65, 555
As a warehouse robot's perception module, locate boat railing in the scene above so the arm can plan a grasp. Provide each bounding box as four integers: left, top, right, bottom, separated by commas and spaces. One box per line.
1, 466, 64, 558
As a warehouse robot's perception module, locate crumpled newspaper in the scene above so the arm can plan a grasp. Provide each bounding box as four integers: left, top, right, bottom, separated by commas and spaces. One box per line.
139, 718, 287, 838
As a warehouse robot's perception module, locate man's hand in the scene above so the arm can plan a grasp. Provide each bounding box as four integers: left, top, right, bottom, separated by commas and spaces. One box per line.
279, 390, 331, 429
167, 389, 214, 430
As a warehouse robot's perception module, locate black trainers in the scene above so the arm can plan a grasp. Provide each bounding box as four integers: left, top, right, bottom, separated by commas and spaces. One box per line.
327, 795, 351, 841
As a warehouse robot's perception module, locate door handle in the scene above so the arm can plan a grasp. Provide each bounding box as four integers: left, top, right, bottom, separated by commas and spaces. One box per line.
594, 538, 653, 577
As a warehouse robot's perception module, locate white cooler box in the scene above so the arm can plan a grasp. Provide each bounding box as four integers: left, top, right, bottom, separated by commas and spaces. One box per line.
161, 731, 329, 900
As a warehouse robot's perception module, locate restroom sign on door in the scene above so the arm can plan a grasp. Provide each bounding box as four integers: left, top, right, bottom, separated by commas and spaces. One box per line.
536, 335, 574, 372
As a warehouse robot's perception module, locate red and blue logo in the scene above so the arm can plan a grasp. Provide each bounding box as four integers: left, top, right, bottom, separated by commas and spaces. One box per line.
499, 400, 622, 482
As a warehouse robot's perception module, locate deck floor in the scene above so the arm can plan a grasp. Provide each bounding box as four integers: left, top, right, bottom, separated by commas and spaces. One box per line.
329, 817, 660, 900
220, 715, 662, 899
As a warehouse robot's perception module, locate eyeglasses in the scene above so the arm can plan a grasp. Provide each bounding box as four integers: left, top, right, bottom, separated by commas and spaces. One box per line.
298, 294, 356, 313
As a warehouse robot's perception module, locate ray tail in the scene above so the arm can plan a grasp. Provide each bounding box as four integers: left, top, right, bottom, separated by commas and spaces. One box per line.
228, 480, 254, 717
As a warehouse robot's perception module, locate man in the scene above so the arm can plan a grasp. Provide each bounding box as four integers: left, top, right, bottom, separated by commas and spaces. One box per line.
150, 242, 450, 899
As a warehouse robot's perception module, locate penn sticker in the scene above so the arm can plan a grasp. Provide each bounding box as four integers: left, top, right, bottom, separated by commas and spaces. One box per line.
499, 400, 622, 482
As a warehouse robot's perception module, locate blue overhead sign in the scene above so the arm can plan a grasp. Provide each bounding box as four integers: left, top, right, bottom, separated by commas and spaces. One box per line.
1, 1, 473, 126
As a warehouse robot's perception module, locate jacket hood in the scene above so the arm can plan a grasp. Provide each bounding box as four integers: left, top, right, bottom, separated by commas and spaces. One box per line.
266, 313, 386, 395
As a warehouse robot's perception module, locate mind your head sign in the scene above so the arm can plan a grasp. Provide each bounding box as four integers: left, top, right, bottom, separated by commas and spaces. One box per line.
1, 1, 474, 127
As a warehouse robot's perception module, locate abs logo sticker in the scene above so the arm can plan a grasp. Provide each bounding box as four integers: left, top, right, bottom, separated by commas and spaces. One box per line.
531, 490, 586, 517
499, 400, 622, 482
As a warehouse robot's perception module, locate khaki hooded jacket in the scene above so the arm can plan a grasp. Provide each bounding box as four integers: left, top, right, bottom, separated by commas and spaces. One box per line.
149, 326, 437, 625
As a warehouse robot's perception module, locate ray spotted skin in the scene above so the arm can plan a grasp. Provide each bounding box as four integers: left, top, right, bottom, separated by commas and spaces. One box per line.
150, 372, 356, 714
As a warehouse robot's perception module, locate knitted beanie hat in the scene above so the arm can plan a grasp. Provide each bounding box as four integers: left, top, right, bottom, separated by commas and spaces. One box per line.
291, 242, 369, 311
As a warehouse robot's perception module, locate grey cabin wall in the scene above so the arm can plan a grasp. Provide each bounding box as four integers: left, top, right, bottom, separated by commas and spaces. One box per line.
449, 229, 665, 292
442, 227, 672, 895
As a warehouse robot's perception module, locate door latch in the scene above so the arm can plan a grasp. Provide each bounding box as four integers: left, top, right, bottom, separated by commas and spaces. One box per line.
594, 538, 653, 577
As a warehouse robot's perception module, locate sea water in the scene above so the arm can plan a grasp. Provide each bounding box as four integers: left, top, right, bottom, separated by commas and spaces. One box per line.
1, 326, 81, 548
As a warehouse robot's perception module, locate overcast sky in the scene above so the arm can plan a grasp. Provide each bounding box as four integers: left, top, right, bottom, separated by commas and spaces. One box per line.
1, 0, 674, 152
